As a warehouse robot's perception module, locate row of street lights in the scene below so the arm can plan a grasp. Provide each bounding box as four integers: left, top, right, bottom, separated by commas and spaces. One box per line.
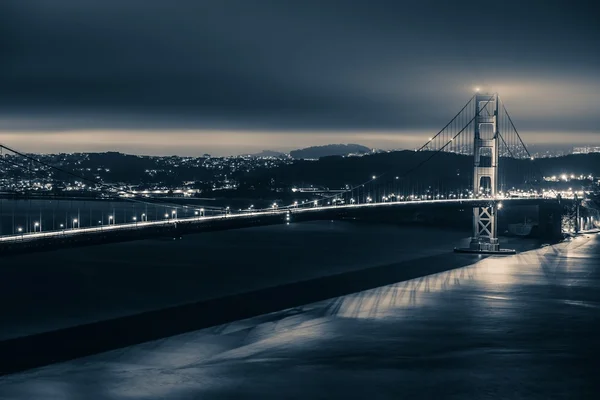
12, 207, 213, 237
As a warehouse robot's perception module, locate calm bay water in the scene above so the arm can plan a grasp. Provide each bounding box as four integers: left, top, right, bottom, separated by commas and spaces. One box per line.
0, 221, 540, 341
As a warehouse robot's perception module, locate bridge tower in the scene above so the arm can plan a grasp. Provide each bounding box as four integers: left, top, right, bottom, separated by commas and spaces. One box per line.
469, 92, 500, 252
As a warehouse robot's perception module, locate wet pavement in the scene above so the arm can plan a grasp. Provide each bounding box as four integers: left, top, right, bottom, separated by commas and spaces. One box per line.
1, 232, 599, 399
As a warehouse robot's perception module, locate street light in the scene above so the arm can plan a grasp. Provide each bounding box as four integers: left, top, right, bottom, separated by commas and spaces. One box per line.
73, 218, 78, 229
141, 213, 146, 222
34, 221, 40, 232
108, 215, 113, 225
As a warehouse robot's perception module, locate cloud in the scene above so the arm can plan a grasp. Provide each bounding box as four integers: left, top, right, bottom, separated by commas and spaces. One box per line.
0, 0, 598, 153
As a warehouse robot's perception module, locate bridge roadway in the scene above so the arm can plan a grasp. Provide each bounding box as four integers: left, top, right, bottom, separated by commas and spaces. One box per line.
0, 196, 551, 246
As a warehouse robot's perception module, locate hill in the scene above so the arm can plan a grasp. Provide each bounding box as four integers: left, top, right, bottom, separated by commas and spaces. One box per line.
289, 144, 371, 159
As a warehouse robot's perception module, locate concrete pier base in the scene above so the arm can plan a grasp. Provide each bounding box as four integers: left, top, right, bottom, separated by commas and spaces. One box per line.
453, 247, 516, 255
454, 237, 515, 254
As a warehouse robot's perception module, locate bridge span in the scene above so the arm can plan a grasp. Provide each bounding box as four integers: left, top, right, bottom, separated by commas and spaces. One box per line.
0, 92, 592, 255
0, 197, 568, 255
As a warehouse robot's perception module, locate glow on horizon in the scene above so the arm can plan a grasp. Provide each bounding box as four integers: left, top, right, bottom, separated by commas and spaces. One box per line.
0, 129, 598, 157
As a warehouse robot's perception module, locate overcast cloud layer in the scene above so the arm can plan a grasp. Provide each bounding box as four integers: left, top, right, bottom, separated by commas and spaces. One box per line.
1, 0, 599, 155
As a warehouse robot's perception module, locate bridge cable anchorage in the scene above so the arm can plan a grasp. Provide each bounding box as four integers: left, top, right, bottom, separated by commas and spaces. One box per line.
0, 143, 225, 212
265, 95, 478, 212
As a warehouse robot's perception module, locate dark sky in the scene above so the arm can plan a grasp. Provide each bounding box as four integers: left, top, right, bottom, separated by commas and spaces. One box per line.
1, 0, 599, 155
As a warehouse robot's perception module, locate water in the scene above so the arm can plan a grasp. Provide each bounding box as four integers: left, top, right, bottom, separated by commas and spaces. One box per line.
0, 221, 540, 341
1, 229, 597, 398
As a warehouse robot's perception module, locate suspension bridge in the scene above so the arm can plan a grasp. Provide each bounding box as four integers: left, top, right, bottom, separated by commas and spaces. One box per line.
0, 92, 588, 254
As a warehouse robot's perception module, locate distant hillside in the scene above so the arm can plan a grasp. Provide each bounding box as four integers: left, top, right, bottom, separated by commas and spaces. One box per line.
248, 150, 286, 158
289, 144, 371, 159
252, 151, 600, 190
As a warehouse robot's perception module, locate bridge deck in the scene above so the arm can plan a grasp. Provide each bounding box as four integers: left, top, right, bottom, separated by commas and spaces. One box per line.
0, 197, 552, 249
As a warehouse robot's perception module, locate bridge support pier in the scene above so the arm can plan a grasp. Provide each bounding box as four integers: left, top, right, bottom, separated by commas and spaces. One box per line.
469, 204, 499, 252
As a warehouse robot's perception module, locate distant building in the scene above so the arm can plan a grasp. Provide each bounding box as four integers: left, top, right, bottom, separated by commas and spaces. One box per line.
573, 146, 600, 154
